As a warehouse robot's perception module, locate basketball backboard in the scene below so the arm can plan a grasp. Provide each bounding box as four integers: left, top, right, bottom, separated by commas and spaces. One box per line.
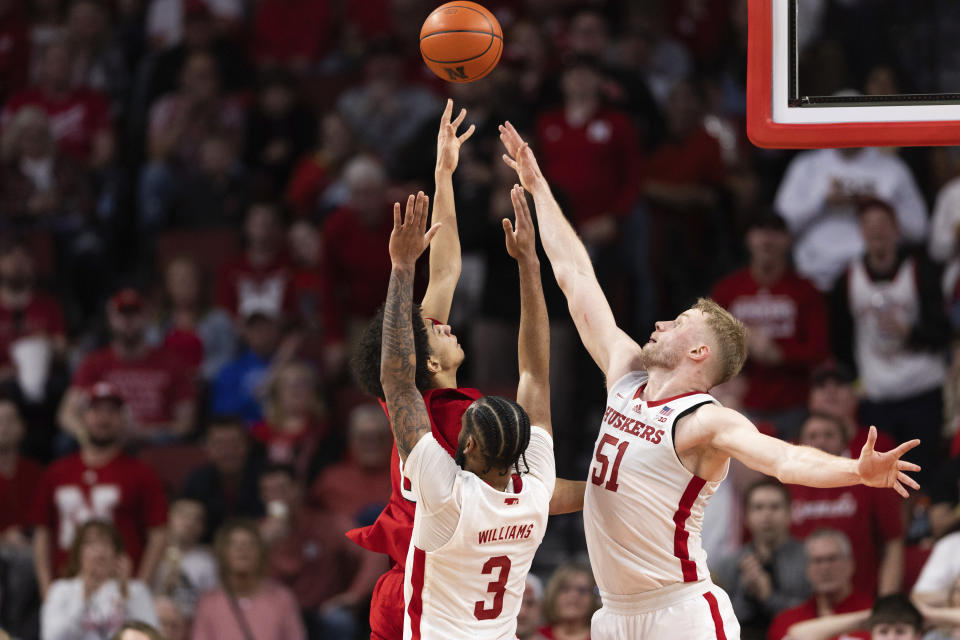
746, 0, 960, 148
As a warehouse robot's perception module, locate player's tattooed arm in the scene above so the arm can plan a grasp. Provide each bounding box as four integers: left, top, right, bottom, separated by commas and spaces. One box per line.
381, 192, 441, 462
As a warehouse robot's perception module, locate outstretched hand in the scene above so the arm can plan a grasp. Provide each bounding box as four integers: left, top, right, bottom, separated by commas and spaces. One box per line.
436, 98, 476, 174
857, 426, 921, 498
389, 192, 440, 268
499, 121, 544, 191
503, 184, 537, 262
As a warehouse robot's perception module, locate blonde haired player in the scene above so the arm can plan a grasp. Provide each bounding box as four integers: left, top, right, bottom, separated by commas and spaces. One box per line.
499, 122, 923, 640
381, 186, 556, 640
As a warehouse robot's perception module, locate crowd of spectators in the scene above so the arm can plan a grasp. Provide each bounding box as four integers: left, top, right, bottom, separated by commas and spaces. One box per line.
2, 0, 960, 638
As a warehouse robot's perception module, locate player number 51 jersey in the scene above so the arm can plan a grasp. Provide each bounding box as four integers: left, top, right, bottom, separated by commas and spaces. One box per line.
584, 371, 722, 596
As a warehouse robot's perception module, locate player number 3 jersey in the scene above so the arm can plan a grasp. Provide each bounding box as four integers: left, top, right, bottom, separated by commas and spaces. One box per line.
402, 427, 555, 640
585, 371, 722, 596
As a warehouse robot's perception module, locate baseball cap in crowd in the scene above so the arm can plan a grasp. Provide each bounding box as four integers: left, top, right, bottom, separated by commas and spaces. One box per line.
89, 381, 124, 405
109, 288, 144, 314
810, 361, 856, 387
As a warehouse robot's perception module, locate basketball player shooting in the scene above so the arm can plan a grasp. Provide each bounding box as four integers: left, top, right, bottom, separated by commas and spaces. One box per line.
381, 186, 556, 639
499, 122, 922, 640
350, 101, 583, 640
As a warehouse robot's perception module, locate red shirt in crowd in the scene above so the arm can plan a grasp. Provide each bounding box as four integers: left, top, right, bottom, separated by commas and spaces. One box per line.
0, 11, 29, 104
789, 484, 903, 596
72, 346, 196, 428
1, 86, 111, 161
0, 293, 66, 368
267, 506, 359, 610
312, 459, 390, 521
711, 268, 829, 412
347, 387, 482, 567
640, 125, 724, 189
251, 0, 330, 65
0, 455, 44, 532
215, 254, 295, 319
767, 591, 873, 640
28, 452, 168, 575
284, 153, 333, 218
321, 206, 393, 321
535, 107, 640, 227
250, 418, 328, 481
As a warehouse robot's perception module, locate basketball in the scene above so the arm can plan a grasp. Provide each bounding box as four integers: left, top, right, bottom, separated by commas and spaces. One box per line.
420, 2, 503, 83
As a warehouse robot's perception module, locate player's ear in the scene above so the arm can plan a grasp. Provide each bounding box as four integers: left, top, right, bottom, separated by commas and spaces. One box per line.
689, 344, 710, 362
425, 354, 442, 374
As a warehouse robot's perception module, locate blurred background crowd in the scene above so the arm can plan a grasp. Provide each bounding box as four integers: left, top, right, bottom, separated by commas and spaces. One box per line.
2, 0, 960, 638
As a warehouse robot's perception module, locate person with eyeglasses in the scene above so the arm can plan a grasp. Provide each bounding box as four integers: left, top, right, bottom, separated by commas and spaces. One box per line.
538, 563, 599, 640
768, 529, 873, 640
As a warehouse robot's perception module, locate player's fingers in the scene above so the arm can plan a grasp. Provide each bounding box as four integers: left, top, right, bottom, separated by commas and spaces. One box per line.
513, 186, 530, 225
517, 186, 532, 219
424, 222, 442, 245
502, 153, 518, 171
411, 191, 424, 228
502, 217, 514, 237
890, 438, 921, 458
459, 123, 476, 144
893, 480, 908, 499
404, 194, 416, 225
452, 107, 467, 129
898, 472, 920, 491
441, 98, 453, 124
393, 202, 401, 229
896, 459, 921, 472
864, 425, 877, 452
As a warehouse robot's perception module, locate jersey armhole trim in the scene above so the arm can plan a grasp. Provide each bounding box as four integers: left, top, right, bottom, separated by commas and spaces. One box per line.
670, 399, 717, 482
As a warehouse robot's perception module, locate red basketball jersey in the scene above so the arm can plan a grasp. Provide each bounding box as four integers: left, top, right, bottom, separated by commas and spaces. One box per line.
345, 387, 482, 567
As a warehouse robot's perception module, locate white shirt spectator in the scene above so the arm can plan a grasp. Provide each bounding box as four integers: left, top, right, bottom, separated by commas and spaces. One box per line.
775, 147, 928, 290
912, 531, 960, 597
41, 578, 158, 640
146, 0, 244, 49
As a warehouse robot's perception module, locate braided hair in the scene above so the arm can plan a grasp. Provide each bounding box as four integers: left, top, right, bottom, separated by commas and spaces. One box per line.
463, 395, 532, 476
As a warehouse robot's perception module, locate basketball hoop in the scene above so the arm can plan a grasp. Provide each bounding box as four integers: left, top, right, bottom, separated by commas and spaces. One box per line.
746, 0, 960, 148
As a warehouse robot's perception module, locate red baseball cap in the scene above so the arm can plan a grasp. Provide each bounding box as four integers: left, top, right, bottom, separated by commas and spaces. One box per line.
109, 288, 143, 314
89, 381, 124, 405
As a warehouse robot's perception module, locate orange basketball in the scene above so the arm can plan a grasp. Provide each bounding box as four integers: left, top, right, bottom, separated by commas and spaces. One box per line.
420, 2, 503, 83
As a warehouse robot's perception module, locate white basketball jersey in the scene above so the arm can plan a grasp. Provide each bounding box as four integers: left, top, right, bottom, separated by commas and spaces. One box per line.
584, 371, 723, 596
848, 258, 946, 401
402, 429, 554, 640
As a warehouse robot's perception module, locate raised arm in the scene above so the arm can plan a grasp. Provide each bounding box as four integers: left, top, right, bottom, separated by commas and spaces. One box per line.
381, 192, 442, 462
499, 122, 643, 388
419, 99, 475, 324
504, 184, 551, 433
689, 404, 921, 497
